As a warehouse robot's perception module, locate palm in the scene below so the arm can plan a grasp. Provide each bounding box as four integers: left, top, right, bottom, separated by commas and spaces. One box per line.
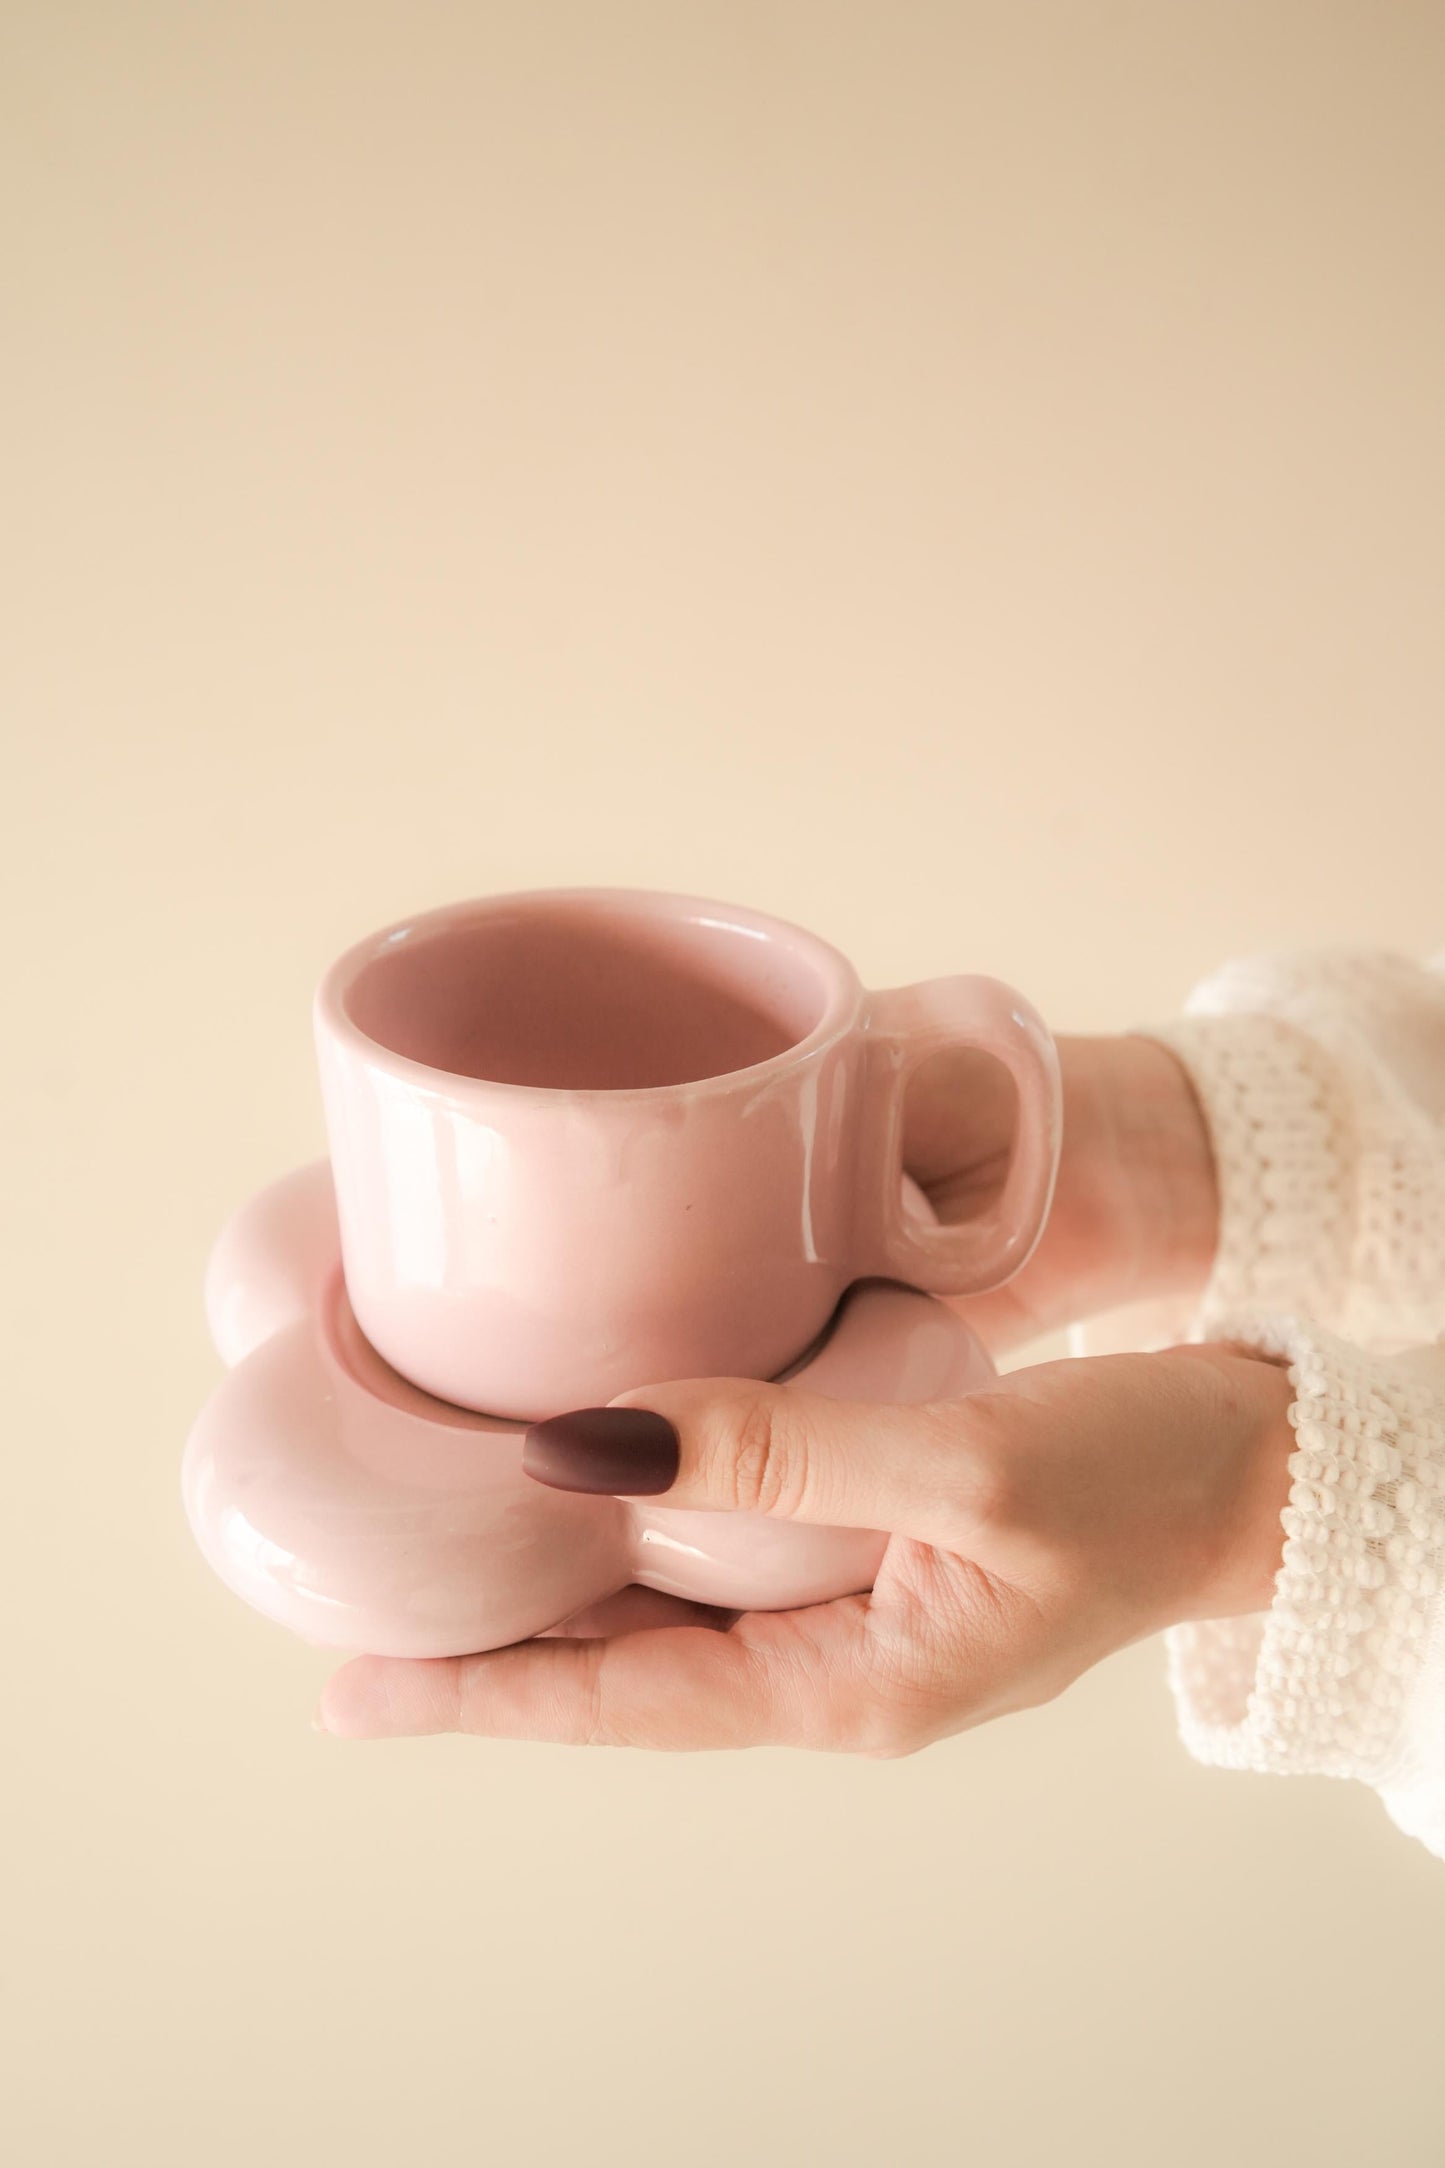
420, 1532, 1052, 1754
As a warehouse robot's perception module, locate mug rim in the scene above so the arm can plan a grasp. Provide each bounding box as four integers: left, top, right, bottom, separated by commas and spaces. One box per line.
314, 887, 864, 1103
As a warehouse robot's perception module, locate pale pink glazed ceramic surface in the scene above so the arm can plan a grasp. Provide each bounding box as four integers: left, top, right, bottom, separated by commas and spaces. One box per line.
316, 889, 1061, 1419
183, 1162, 997, 1656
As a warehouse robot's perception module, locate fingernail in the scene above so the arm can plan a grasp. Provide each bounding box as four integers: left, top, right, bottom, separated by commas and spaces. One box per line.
523, 1406, 680, 1495
310, 1705, 330, 1735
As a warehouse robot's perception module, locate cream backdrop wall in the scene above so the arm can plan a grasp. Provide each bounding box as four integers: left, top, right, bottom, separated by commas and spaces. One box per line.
4, 6, 1442, 2164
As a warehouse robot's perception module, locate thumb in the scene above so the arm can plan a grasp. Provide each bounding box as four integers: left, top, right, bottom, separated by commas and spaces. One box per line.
523, 1377, 993, 1544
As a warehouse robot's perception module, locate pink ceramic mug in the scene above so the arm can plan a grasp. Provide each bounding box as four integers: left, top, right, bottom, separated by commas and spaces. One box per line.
315, 889, 1062, 1419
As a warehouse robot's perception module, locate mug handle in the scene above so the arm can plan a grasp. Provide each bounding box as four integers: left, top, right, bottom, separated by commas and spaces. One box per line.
858, 977, 1063, 1294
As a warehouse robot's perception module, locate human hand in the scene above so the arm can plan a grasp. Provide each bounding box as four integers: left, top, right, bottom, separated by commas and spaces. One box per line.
316, 1340, 1294, 1750
906, 1034, 1219, 1355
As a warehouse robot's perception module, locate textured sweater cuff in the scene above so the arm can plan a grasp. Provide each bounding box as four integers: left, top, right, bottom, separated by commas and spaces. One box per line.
1144, 1013, 1357, 1325
1167, 1317, 1445, 1781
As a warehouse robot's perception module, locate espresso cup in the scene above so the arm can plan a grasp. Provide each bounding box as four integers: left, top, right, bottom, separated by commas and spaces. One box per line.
315, 890, 1062, 1418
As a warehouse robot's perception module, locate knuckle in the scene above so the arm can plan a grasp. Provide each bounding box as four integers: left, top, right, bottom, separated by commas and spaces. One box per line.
927, 1395, 1015, 1536
845, 1695, 931, 1760
721, 1390, 808, 1518
572, 1644, 617, 1748
841, 1652, 946, 1761
961, 1450, 1012, 1538
472, 1644, 623, 1748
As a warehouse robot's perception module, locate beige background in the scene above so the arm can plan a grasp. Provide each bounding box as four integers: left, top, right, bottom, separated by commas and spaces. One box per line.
4, 5, 1443, 2163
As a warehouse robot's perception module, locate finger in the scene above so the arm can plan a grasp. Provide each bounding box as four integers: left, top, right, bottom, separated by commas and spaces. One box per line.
902, 1043, 1016, 1194
543, 1585, 737, 1638
315, 1602, 869, 1750
524, 1379, 995, 1546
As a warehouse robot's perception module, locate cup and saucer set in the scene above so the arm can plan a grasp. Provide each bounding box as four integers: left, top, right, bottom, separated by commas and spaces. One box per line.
184, 891, 1063, 1658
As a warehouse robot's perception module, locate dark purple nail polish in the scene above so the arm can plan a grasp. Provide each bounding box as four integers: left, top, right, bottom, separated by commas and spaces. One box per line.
523, 1407, 680, 1495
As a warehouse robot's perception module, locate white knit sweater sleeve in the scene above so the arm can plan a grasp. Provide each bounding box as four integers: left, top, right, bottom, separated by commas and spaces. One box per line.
1144, 953, 1445, 1855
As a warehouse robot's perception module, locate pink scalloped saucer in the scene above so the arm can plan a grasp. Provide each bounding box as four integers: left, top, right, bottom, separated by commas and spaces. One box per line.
182, 1163, 996, 1658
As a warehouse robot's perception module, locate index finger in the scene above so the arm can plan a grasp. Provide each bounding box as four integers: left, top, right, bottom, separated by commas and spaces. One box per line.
315, 1600, 871, 1751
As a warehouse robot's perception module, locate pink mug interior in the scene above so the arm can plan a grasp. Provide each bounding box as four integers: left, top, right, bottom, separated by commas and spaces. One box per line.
337, 894, 851, 1091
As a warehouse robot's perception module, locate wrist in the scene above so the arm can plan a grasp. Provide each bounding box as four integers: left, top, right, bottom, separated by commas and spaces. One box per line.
1055, 1035, 1219, 1317
1159, 1342, 1297, 1622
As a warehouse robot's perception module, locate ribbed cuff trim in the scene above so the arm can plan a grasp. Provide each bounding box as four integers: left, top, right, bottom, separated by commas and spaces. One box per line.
1167, 1316, 1445, 1780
